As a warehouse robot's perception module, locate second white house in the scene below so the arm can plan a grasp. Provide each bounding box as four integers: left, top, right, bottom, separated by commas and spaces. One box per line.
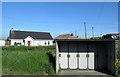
9, 30, 53, 46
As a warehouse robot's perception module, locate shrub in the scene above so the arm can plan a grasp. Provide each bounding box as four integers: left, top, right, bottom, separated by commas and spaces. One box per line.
117, 40, 120, 59
14, 42, 17, 46
116, 40, 120, 76
116, 59, 120, 76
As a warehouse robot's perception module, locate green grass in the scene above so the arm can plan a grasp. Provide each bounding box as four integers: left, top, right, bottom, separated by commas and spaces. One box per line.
2, 46, 55, 75
0, 47, 2, 74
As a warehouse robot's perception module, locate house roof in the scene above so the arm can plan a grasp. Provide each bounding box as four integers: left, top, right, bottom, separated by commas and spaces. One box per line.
54, 34, 79, 40
55, 39, 115, 42
9, 30, 53, 40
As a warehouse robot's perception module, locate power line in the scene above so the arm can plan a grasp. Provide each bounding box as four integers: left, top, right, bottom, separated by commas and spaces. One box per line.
75, 30, 77, 37
92, 27, 94, 38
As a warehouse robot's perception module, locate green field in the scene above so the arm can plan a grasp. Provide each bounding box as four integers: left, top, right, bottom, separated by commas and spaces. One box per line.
2, 46, 55, 75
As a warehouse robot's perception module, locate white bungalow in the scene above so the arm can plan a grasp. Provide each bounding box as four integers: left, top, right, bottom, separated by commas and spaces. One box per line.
9, 30, 53, 46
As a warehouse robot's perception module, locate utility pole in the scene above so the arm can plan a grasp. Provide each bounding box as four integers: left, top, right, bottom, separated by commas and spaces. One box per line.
84, 22, 87, 39
92, 27, 94, 38
75, 30, 77, 37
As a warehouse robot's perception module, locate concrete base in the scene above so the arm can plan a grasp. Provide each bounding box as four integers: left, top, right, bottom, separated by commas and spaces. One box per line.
57, 70, 114, 76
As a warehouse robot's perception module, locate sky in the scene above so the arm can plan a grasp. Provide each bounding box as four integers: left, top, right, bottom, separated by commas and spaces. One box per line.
2, 2, 118, 39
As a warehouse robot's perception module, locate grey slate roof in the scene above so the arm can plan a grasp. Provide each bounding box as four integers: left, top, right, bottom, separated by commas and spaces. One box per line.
9, 30, 53, 40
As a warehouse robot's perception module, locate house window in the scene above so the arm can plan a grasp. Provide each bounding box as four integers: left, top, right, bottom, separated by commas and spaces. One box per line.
48, 41, 50, 45
18, 42, 21, 46
19, 42, 21, 45
23, 40, 25, 45
44, 42, 46, 45
23, 40, 25, 43
14, 42, 21, 46
53, 41, 55, 43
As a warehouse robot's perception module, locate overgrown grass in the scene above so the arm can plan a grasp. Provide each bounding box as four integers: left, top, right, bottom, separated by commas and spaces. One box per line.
2, 46, 55, 52
2, 46, 55, 75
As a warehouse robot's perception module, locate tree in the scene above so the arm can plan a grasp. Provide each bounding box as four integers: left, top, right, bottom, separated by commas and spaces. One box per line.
102, 34, 112, 39
117, 40, 120, 59
6, 37, 10, 41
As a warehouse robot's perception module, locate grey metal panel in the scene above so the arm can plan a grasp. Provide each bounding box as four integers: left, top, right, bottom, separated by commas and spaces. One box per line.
78, 42, 87, 52
107, 41, 115, 75
110, 41, 115, 75
69, 42, 77, 52
58, 42, 68, 52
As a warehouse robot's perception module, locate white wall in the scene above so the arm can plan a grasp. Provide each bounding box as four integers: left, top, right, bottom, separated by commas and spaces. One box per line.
10, 39, 24, 46
24, 36, 34, 46
10, 38, 53, 46
0, 40, 5, 46
34, 40, 53, 46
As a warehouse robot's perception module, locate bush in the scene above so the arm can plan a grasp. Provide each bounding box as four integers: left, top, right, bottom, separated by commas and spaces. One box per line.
14, 42, 17, 46
116, 40, 120, 76
117, 40, 120, 59
116, 59, 120, 76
